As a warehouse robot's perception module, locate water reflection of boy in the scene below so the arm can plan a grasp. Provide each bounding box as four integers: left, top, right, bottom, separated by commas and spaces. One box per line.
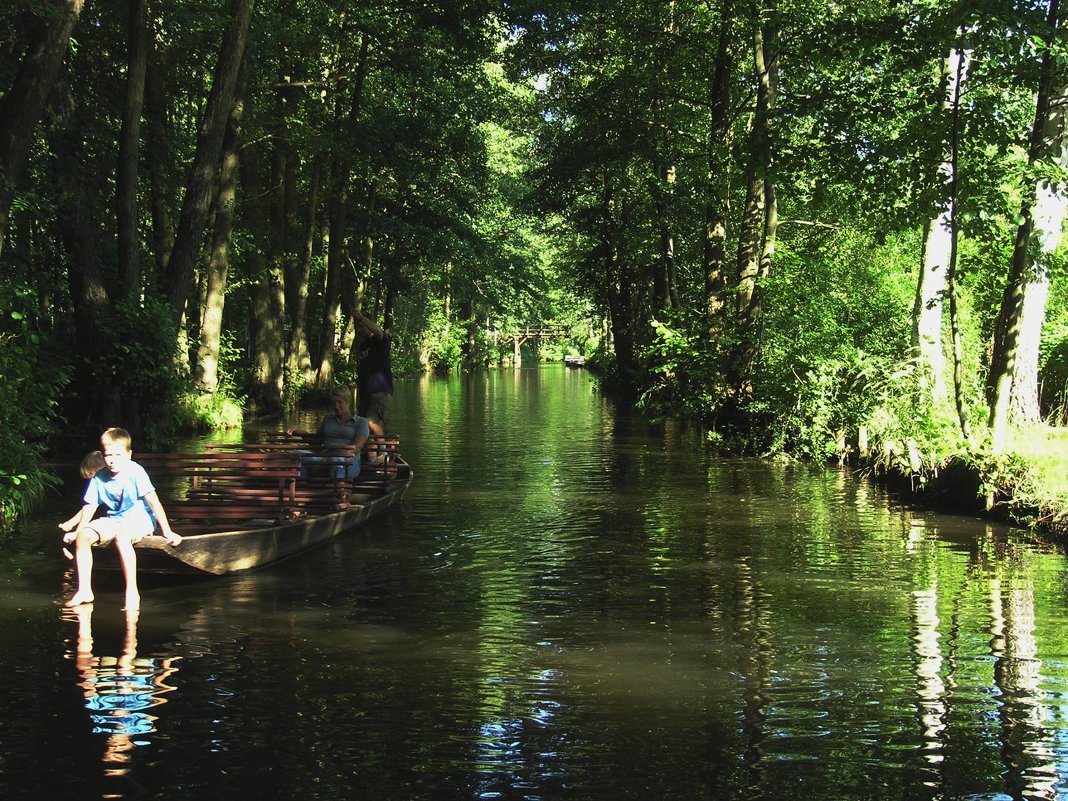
69, 605, 179, 772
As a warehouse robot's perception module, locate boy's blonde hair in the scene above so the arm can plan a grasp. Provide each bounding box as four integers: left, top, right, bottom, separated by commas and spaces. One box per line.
79, 450, 106, 479
101, 427, 133, 453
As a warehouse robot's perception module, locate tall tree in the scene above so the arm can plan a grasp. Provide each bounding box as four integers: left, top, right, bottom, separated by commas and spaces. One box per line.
913, 31, 972, 405
988, 0, 1067, 453
195, 81, 245, 393
115, 0, 148, 298
162, 0, 255, 325
732, 1, 779, 399
0, 0, 83, 258
703, 0, 735, 332
316, 32, 369, 388
49, 75, 119, 426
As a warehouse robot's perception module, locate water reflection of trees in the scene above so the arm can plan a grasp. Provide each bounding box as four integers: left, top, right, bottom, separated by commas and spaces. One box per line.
905, 520, 1059, 800
695, 464, 1068, 799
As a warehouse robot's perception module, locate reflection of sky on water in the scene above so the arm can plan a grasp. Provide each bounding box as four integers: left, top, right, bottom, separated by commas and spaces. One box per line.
84, 666, 168, 738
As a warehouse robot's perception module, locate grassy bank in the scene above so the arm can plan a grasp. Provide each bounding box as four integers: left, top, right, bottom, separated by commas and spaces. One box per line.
996, 425, 1068, 534
872, 423, 1068, 539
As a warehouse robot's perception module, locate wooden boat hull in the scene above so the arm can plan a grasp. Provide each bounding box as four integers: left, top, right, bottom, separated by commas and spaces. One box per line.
103, 473, 411, 575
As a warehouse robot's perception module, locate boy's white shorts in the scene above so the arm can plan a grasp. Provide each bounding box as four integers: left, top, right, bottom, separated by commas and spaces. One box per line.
84, 516, 154, 545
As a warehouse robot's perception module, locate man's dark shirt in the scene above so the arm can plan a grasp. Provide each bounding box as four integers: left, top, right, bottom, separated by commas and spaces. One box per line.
358, 334, 394, 397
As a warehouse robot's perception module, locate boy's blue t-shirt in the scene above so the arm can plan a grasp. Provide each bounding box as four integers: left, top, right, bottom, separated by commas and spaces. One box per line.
83, 460, 157, 531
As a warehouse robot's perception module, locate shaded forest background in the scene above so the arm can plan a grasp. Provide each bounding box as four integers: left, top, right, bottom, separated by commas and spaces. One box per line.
3, 0, 1068, 528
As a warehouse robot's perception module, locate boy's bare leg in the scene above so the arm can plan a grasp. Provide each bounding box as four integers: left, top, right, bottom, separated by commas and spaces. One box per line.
114, 532, 140, 610
65, 530, 97, 606
74, 603, 94, 655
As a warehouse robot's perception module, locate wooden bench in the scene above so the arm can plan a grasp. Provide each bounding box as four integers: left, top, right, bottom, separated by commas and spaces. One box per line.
217, 434, 404, 483
137, 451, 302, 529
204, 441, 371, 513
137, 434, 407, 534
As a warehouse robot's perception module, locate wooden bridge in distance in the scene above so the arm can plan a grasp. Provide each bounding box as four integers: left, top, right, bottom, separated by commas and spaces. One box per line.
499, 324, 570, 363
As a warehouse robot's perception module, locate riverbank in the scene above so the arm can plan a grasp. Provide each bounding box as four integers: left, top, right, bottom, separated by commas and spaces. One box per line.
869, 423, 1068, 542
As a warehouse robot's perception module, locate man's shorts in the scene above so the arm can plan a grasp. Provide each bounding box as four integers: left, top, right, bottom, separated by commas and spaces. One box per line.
359, 392, 391, 427
84, 516, 155, 546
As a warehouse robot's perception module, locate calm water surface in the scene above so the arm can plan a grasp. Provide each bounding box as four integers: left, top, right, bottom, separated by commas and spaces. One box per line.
3, 365, 1068, 800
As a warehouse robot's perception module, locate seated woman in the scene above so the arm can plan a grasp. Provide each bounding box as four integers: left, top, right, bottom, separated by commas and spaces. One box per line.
286, 387, 370, 479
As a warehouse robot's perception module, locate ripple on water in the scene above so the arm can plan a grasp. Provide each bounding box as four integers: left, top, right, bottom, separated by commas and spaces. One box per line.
7, 368, 1068, 800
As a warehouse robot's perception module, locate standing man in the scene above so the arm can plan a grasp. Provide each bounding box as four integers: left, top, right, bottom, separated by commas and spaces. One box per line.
354, 310, 393, 435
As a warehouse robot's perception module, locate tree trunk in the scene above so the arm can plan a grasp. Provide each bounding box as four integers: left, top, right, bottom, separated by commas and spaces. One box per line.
346, 181, 378, 365
356, 179, 378, 304
315, 33, 369, 386
704, 0, 733, 331
988, 0, 1066, 453
461, 297, 477, 367
286, 159, 320, 383
913, 41, 971, 404
650, 160, 676, 311
145, 37, 175, 276
115, 0, 148, 299
383, 280, 396, 330
316, 192, 344, 387
162, 0, 254, 324
1011, 265, 1054, 423
50, 82, 119, 427
946, 30, 972, 443
733, 7, 777, 398
242, 188, 286, 416
0, 0, 83, 259
602, 173, 637, 386
195, 86, 245, 393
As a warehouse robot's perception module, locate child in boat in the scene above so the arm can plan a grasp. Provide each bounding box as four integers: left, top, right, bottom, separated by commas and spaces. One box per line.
62, 427, 182, 610
59, 450, 107, 536
59, 450, 106, 560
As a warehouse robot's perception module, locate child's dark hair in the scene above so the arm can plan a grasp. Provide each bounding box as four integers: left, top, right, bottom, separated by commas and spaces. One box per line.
80, 450, 106, 479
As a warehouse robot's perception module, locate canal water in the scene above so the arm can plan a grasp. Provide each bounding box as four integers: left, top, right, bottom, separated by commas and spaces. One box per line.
2, 364, 1068, 800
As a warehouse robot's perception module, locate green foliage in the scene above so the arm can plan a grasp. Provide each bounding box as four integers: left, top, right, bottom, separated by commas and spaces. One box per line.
1042, 333, 1068, 424
966, 428, 1068, 527
637, 312, 726, 423
1001, 426, 1068, 518
761, 351, 891, 462
0, 286, 70, 534
1040, 252, 1068, 423
94, 296, 183, 415
172, 387, 245, 433
282, 364, 309, 416
421, 306, 465, 372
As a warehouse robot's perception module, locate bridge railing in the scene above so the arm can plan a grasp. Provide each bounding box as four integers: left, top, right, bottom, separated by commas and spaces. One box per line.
506, 325, 570, 340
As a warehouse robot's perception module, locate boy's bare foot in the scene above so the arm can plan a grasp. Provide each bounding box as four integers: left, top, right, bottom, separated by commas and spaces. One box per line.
123, 592, 141, 611
64, 592, 94, 607
163, 531, 183, 546
59, 521, 75, 533
62, 531, 77, 544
